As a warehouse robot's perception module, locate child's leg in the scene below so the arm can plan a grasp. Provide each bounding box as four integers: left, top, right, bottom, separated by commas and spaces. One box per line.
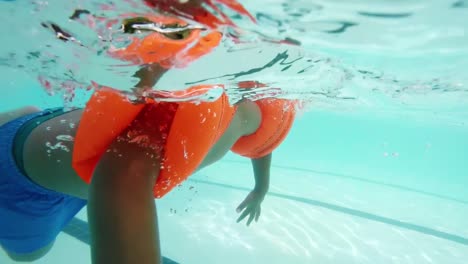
1, 106, 50, 261
0, 106, 40, 126
21, 108, 90, 199
0, 108, 86, 260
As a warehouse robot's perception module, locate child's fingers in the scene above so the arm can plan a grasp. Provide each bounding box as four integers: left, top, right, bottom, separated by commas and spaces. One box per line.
255, 206, 261, 222
236, 206, 251, 223
247, 212, 255, 226
236, 193, 254, 213
236, 200, 248, 213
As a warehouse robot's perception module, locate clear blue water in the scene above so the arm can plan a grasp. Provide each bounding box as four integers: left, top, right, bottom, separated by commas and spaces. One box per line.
1, 0, 467, 263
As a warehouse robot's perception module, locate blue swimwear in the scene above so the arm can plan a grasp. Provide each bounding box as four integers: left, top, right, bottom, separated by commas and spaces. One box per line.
0, 109, 86, 254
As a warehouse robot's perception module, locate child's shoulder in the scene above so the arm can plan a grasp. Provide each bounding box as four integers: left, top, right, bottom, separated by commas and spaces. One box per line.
236, 100, 262, 135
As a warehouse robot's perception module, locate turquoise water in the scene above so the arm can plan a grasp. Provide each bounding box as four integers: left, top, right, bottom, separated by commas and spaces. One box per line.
1, 0, 467, 263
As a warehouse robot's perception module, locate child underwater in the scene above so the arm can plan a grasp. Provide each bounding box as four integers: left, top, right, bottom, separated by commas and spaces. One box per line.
0, 1, 299, 263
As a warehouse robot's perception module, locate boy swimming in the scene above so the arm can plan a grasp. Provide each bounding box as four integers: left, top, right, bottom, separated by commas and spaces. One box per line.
0, 10, 298, 264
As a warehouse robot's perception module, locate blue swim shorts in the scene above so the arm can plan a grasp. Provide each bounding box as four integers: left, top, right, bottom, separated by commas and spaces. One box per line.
0, 109, 87, 254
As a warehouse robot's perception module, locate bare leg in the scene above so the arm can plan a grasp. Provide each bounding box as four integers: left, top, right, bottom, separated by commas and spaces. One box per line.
0, 106, 40, 126
0, 106, 54, 262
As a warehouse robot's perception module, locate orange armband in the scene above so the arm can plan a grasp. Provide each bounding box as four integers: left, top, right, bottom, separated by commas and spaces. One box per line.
72, 85, 236, 198
231, 98, 297, 159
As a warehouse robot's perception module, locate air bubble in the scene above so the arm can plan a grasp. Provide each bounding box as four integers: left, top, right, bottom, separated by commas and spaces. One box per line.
56, 135, 74, 141
46, 141, 70, 152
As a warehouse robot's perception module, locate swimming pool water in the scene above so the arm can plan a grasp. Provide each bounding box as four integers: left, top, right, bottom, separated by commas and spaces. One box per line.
1, 0, 467, 263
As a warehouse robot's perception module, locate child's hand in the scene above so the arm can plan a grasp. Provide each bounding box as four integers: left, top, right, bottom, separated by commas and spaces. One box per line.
236, 190, 266, 226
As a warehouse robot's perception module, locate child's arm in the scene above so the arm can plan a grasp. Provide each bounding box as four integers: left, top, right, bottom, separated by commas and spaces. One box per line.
251, 153, 271, 194
87, 137, 162, 264
236, 153, 272, 226
132, 64, 167, 101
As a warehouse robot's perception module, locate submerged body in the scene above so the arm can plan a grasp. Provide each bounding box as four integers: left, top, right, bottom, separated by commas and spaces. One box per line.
8, 100, 260, 200
0, 98, 268, 263
0, 3, 298, 263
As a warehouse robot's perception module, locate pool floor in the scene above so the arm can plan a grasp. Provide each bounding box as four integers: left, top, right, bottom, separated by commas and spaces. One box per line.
1, 158, 467, 264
